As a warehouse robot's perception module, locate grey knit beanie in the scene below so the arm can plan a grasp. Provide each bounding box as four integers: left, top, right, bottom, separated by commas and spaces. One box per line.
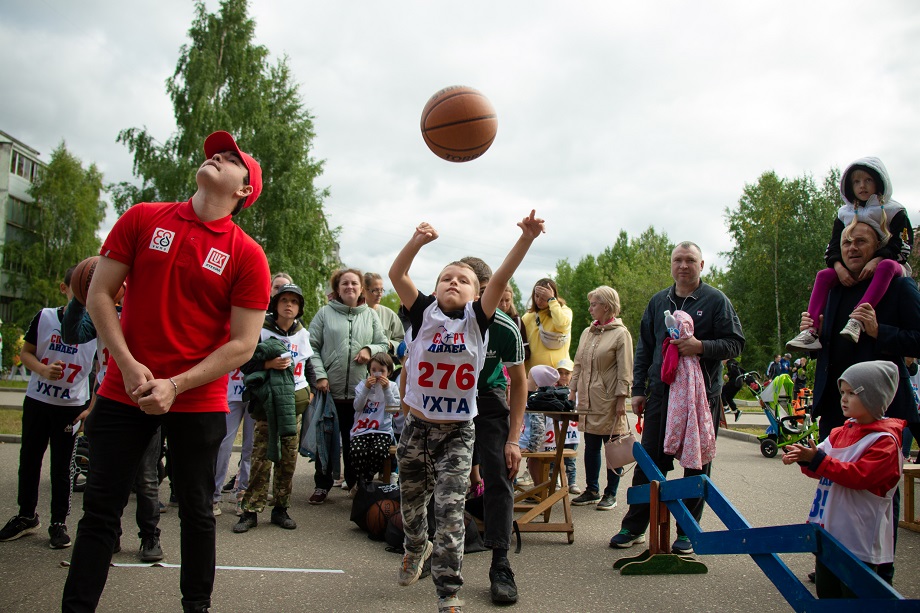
837, 360, 899, 420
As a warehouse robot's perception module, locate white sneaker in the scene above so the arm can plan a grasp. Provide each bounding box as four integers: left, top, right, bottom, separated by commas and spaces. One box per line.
786, 328, 821, 351
516, 470, 534, 487
389, 473, 399, 486
212, 502, 222, 517
840, 318, 862, 343
569, 485, 582, 495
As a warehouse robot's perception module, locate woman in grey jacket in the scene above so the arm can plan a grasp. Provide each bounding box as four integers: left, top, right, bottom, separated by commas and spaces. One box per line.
308, 268, 388, 503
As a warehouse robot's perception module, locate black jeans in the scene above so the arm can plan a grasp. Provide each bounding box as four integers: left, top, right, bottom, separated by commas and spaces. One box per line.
18, 396, 86, 524
62, 398, 225, 612
620, 386, 720, 537
473, 387, 515, 551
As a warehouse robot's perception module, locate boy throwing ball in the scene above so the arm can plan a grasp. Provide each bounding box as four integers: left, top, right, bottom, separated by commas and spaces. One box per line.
389, 211, 544, 613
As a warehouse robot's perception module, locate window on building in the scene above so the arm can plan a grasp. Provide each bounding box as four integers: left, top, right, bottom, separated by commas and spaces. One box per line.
10, 151, 39, 182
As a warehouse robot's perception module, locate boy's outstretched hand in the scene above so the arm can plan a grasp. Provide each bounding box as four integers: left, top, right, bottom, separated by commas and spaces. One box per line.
412, 222, 439, 246
782, 438, 818, 465
518, 210, 545, 239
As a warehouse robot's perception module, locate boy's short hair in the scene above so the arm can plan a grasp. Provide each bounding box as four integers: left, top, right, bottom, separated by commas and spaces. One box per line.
459, 256, 492, 285
370, 351, 395, 374
437, 261, 480, 296
64, 264, 78, 286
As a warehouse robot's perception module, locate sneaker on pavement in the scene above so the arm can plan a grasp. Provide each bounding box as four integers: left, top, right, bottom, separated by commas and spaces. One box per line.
397, 540, 433, 586
212, 502, 222, 517
571, 490, 601, 506
158, 501, 168, 514
139, 536, 164, 562
309, 488, 328, 505
221, 474, 237, 493
333, 478, 344, 488
270, 507, 297, 530
609, 529, 646, 548
489, 558, 518, 604
807, 570, 816, 583
48, 523, 72, 549
233, 511, 258, 534
437, 595, 463, 613
596, 494, 617, 511
568, 485, 582, 495
672, 535, 694, 555
840, 318, 862, 343
516, 471, 534, 487
0, 514, 40, 541
734, 409, 742, 422
786, 328, 821, 351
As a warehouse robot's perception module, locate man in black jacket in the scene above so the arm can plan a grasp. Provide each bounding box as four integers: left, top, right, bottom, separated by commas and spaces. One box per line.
610, 241, 744, 554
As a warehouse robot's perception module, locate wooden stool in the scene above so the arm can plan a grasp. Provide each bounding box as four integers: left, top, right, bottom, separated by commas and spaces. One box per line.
900, 464, 920, 533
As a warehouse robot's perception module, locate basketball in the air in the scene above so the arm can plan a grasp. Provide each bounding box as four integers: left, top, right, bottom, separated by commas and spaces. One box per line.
71, 256, 100, 305
366, 499, 400, 538
421, 86, 497, 163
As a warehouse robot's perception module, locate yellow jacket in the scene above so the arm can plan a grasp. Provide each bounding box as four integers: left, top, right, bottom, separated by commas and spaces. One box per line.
522, 299, 573, 372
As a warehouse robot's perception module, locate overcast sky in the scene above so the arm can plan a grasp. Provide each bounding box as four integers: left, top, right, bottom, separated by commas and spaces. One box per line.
3, 1, 919, 299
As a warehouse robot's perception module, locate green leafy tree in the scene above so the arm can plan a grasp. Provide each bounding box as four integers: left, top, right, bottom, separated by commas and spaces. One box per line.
4, 143, 105, 325
109, 0, 337, 317
723, 170, 839, 370
553, 227, 674, 357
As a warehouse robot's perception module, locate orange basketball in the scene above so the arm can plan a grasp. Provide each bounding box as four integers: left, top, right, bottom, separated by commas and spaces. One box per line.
421, 86, 497, 163
70, 256, 99, 305
366, 499, 400, 538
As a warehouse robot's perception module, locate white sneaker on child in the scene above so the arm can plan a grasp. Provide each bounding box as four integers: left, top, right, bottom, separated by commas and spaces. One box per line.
786, 328, 822, 351
839, 318, 862, 343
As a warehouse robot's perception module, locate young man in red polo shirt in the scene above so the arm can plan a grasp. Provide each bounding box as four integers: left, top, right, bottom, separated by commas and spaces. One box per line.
62, 132, 271, 613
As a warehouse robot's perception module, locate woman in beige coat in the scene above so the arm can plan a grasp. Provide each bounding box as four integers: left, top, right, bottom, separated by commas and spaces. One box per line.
569, 286, 633, 510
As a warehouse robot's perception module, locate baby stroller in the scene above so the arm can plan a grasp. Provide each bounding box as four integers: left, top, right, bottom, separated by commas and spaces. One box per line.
739, 372, 818, 458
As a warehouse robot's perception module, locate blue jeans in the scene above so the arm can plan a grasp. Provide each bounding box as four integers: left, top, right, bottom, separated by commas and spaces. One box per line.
62, 397, 225, 612
213, 399, 254, 501
583, 433, 620, 497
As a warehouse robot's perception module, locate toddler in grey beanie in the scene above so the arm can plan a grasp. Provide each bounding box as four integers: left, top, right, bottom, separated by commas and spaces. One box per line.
837, 360, 899, 420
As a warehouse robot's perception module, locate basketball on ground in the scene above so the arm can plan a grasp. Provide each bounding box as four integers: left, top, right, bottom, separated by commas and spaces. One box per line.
366, 499, 400, 538
70, 256, 100, 305
421, 85, 497, 163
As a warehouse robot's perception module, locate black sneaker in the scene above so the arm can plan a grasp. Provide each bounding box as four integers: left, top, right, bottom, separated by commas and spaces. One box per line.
571, 490, 601, 506
233, 511, 258, 533
139, 536, 164, 562
0, 514, 40, 541
49, 523, 72, 549
270, 507, 297, 530
221, 474, 237, 493
609, 529, 646, 548
489, 558, 518, 604
671, 535, 694, 555
596, 494, 618, 511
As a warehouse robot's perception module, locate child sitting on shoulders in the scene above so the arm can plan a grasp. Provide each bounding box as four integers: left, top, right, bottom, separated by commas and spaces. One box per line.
783, 360, 904, 598
389, 212, 544, 613
350, 352, 400, 488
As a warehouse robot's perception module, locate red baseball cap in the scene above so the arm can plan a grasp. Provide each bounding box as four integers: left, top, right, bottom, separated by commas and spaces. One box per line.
203, 131, 263, 208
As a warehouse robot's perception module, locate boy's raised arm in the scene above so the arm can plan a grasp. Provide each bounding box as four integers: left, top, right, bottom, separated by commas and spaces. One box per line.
481, 210, 545, 318
389, 222, 439, 311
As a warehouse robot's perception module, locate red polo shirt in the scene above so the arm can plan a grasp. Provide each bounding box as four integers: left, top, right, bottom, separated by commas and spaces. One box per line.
97, 200, 270, 412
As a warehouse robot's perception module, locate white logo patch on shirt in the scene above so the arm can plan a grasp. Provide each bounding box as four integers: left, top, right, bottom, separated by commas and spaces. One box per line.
149, 228, 175, 253
203, 248, 230, 275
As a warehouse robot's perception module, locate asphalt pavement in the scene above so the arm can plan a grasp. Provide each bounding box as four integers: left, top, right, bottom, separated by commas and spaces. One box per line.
0, 421, 918, 612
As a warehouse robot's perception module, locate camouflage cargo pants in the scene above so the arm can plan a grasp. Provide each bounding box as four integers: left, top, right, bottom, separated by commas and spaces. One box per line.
241, 419, 298, 512
397, 414, 474, 598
